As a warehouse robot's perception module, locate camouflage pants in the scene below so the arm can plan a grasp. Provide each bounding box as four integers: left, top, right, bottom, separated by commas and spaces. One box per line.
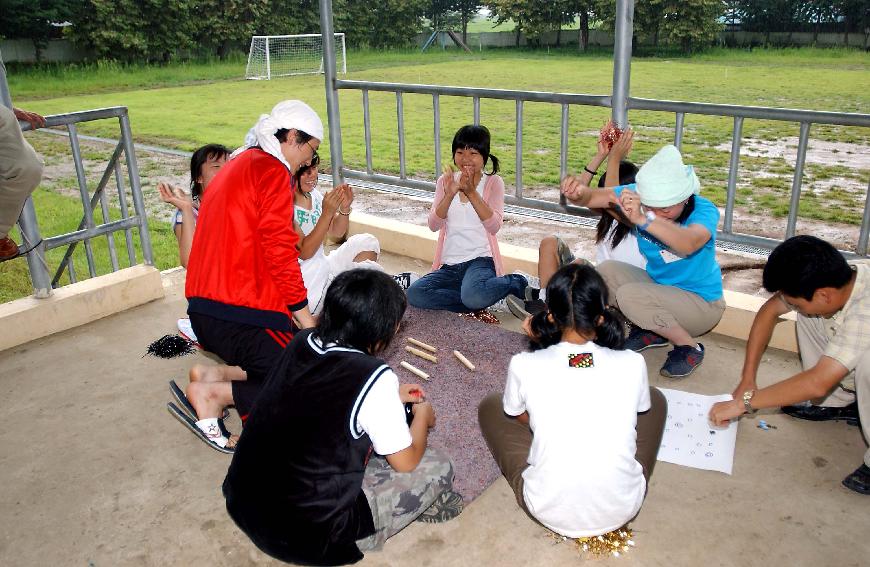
355, 446, 454, 551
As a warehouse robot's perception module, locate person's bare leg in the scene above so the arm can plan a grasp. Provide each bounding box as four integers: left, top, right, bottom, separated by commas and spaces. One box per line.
353, 250, 379, 263
187, 381, 234, 419
655, 324, 696, 348
189, 364, 246, 383
186, 381, 239, 446
538, 236, 560, 288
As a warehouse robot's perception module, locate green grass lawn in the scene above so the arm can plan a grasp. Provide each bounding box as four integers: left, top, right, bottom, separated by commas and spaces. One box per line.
3, 47, 868, 301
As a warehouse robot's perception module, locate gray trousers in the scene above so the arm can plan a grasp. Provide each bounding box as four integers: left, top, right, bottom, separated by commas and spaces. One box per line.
0, 104, 43, 238
356, 446, 454, 550
597, 260, 726, 338
477, 388, 667, 522
796, 315, 870, 467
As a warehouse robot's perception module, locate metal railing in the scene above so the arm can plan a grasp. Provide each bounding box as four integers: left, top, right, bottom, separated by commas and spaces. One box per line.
331, 79, 870, 258
16, 107, 154, 296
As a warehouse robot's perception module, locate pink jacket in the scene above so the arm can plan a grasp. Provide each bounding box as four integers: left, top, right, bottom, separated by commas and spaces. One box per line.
428, 172, 506, 276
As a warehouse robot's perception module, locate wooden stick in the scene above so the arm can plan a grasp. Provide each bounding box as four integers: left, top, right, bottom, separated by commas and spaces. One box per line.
407, 337, 437, 353
400, 361, 430, 381
453, 350, 476, 371
405, 346, 437, 363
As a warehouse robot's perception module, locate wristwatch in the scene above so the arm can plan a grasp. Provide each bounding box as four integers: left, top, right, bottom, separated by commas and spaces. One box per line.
742, 390, 757, 414
638, 210, 656, 231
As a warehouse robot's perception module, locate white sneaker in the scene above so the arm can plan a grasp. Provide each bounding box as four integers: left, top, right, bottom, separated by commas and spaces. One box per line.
491, 297, 511, 312
512, 270, 540, 290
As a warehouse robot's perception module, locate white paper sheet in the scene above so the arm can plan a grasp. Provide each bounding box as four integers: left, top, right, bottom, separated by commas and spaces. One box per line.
657, 388, 738, 475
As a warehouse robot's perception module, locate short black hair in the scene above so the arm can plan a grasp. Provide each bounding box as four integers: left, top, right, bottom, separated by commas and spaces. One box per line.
763, 235, 852, 300
528, 263, 624, 351
595, 160, 639, 248
189, 143, 230, 199
452, 124, 499, 175
275, 128, 314, 145
317, 269, 407, 354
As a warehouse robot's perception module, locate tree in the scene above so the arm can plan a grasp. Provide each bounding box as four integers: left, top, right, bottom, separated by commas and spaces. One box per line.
0, 0, 73, 62
195, 0, 268, 59
485, 0, 533, 46
597, 0, 724, 52
68, 0, 196, 62
336, 0, 425, 48
454, 0, 482, 43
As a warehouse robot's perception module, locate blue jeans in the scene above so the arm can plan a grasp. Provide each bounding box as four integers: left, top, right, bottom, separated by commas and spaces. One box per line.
407, 257, 526, 313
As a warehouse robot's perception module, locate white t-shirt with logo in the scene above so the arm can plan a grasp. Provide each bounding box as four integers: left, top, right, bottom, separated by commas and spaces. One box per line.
441, 173, 491, 265
503, 340, 650, 537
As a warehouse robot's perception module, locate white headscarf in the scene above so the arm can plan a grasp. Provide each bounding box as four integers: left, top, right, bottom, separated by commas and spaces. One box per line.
231, 100, 324, 173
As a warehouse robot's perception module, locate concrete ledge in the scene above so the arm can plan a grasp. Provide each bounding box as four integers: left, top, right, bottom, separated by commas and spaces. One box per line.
0, 265, 165, 352
348, 212, 798, 353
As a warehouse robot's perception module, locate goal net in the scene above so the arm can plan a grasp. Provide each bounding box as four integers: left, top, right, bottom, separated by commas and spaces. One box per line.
245, 33, 347, 80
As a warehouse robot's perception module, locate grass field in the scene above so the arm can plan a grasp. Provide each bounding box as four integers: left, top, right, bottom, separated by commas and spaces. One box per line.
2, 47, 868, 301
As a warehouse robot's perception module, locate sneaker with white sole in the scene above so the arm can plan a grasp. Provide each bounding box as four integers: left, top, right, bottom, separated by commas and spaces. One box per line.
393, 271, 420, 290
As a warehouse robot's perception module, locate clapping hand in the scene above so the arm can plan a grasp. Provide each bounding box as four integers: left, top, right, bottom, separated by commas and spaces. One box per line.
157, 182, 193, 211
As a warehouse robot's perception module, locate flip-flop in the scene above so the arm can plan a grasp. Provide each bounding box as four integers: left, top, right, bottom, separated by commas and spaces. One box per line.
168, 380, 230, 421
167, 402, 235, 454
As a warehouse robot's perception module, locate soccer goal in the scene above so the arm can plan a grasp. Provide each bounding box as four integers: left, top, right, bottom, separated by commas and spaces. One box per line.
245, 33, 347, 80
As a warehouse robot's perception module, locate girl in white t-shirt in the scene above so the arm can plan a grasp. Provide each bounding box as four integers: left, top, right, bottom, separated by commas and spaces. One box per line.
406, 125, 528, 312
292, 154, 384, 314
480, 263, 667, 537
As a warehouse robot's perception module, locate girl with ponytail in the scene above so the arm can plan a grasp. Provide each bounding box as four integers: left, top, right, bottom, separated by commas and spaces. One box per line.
479, 263, 667, 538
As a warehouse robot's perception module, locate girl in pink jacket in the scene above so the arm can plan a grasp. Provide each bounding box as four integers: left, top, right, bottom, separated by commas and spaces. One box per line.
407, 125, 528, 312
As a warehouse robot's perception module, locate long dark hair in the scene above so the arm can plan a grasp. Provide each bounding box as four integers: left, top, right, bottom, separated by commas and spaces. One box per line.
452, 124, 500, 175
527, 263, 624, 351
189, 143, 230, 200
317, 269, 407, 355
595, 160, 639, 248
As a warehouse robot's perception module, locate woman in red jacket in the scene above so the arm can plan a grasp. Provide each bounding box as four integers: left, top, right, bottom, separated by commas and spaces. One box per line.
169, 100, 323, 453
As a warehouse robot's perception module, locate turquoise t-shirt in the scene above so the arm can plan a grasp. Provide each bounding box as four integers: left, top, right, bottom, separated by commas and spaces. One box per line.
614, 184, 723, 301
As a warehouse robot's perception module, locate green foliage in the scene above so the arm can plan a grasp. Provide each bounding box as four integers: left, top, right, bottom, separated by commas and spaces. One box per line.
335, 0, 426, 48
195, 0, 269, 59
0, 0, 72, 61
67, 0, 197, 62
597, 0, 724, 52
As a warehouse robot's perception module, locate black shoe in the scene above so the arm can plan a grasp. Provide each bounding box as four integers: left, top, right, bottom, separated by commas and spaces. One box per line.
781, 401, 860, 426
506, 295, 546, 320
842, 464, 870, 495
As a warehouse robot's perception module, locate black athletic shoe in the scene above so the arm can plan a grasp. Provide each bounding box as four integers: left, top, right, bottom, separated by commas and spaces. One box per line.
842, 464, 870, 495
781, 401, 860, 426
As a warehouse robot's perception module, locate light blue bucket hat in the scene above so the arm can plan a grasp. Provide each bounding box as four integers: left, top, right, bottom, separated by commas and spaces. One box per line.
636, 145, 700, 208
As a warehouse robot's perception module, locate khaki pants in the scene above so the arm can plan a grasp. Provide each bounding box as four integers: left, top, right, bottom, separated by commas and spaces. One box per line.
796, 315, 870, 467
477, 388, 667, 522
597, 260, 725, 338
0, 104, 43, 237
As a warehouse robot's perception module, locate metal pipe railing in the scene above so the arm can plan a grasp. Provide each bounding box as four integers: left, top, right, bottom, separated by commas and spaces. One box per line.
333, 79, 870, 257
14, 106, 153, 293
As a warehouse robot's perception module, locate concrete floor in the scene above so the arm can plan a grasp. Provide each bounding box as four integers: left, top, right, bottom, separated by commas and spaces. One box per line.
0, 253, 867, 567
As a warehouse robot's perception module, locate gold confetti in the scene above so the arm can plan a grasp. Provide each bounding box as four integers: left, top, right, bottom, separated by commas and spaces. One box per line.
548, 526, 634, 559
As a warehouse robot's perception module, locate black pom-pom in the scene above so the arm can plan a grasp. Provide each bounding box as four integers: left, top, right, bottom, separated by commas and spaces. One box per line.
145, 334, 195, 358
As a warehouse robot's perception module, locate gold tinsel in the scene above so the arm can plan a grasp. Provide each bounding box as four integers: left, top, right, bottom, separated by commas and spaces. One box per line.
458, 309, 500, 325
549, 526, 635, 558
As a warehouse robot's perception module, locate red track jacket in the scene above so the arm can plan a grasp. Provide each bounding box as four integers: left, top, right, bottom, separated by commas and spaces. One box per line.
186, 148, 308, 331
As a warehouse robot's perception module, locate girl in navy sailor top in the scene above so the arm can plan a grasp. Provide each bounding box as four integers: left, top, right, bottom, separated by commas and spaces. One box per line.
223, 269, 457, 566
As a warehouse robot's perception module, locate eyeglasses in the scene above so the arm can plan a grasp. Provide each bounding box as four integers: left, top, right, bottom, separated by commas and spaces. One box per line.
305, 140, 319, 161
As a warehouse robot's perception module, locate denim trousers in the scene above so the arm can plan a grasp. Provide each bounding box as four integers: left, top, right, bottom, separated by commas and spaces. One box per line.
406, 256, 524, 313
